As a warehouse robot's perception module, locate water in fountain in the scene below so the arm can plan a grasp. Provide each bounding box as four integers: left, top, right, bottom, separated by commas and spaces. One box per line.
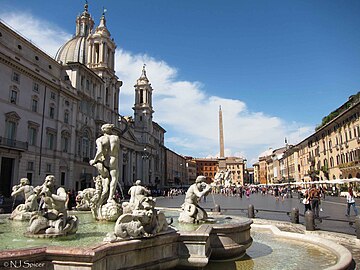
0, 211, 341, 269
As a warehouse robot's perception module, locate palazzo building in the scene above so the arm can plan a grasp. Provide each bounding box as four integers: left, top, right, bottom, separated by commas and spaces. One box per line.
0, 3, 167, 197
257, 93, 360, 184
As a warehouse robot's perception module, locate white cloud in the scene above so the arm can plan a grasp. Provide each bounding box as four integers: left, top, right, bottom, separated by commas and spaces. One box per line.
0, 12, 71, 57
1, 11, 314, 163
115, 48, 314, 161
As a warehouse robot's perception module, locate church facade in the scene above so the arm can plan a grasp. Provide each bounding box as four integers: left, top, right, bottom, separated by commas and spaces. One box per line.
0, 3, 166, 197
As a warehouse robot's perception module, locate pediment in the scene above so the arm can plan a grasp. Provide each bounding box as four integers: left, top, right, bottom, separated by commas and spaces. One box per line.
121, 128, 137, 143
5, 111, 21, 121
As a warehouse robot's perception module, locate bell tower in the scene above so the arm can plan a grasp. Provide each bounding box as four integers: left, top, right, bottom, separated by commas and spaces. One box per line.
75, 2, 94, 37
133, 65, 154, 143
87, 9, 116, 74
86, 8, 121, 113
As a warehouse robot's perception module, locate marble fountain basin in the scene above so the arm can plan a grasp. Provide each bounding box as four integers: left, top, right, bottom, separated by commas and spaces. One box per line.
0, 210, 353, 270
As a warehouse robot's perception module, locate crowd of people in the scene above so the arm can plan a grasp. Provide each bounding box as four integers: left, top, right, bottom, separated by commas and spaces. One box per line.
2, 179, 358, 219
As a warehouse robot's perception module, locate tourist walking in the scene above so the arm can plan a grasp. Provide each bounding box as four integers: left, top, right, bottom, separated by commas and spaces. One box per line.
346, 187, 358, 216
274, 186, 280, 201
309, 184, 320, 218
303, 189, 311, 214
245, 188, 251, 199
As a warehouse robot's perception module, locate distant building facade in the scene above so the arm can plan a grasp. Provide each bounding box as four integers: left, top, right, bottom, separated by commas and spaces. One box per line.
223, 157, 246, 186
184, 156, 197, 185
165, 149, 187, 187
256, 93, 360, 185
195, 158, 218, 183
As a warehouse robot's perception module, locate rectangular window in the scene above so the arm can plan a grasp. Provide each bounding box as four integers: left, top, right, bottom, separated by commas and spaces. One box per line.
49, 107, 55, 119
50, 92, 56, 100
61, 172, 66, 186
62, 136, 69, 152
26, 173, 33, 185
32, 99, 38, 112
12, 71, 20, 83
47, 133, 55, 149
105, 88, 109, 105
33, 82, 39, 92
64, 112, 69, 124
5, 121, 16, 140
82, 137, 89, 158
27, 161, 34, 171
28, 127, 37, 146
10, 90, 17, 104
46, 163, 52, 172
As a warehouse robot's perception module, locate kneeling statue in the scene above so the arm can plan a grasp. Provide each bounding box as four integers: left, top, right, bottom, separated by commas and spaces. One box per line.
179, 175, 212, 223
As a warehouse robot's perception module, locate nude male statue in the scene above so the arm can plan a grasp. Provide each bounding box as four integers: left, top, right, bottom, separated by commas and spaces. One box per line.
90, 123, 120, 204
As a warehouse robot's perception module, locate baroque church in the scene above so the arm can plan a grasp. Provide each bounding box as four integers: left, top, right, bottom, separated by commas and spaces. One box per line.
0, 3, 166, 197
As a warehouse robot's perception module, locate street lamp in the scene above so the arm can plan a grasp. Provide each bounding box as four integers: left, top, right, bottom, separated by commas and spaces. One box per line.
142, 147, 151, 185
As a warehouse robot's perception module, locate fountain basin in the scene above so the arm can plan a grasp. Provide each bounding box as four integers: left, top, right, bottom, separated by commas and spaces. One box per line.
0, 211, 252, 269
177, 215, 253, 268
0, 211, 354, 270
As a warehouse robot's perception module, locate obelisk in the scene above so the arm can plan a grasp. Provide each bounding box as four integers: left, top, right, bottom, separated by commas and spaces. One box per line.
218, 105, 226, 170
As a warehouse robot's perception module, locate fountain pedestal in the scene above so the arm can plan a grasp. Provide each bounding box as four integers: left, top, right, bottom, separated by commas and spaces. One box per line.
177, 216, 253, 268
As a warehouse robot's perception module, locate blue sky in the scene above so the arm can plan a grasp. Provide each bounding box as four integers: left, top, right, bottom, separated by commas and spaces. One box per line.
1, 0, 360, 164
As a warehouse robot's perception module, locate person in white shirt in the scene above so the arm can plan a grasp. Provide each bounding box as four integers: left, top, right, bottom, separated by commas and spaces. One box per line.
346, 187, 358, 216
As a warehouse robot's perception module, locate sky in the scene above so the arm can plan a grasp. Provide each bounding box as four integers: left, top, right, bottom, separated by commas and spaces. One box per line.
1, 0, 360, 164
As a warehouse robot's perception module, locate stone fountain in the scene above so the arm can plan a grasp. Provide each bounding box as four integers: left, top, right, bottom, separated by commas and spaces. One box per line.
0, 123, 354, 269
177, 175, 253, 267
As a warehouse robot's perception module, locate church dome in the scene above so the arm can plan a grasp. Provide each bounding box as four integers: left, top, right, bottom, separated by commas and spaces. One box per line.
55, 3, 93, 64
55, 36, 87, 64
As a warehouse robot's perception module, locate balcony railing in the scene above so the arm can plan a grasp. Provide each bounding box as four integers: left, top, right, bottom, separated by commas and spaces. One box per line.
339, 160, 359, 169
0, 137, 28, 151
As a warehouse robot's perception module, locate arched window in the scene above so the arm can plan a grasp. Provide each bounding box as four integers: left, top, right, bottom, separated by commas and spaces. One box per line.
341, 154, 345, 164
330, 157, 334, 167
349, 151, 354, 162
